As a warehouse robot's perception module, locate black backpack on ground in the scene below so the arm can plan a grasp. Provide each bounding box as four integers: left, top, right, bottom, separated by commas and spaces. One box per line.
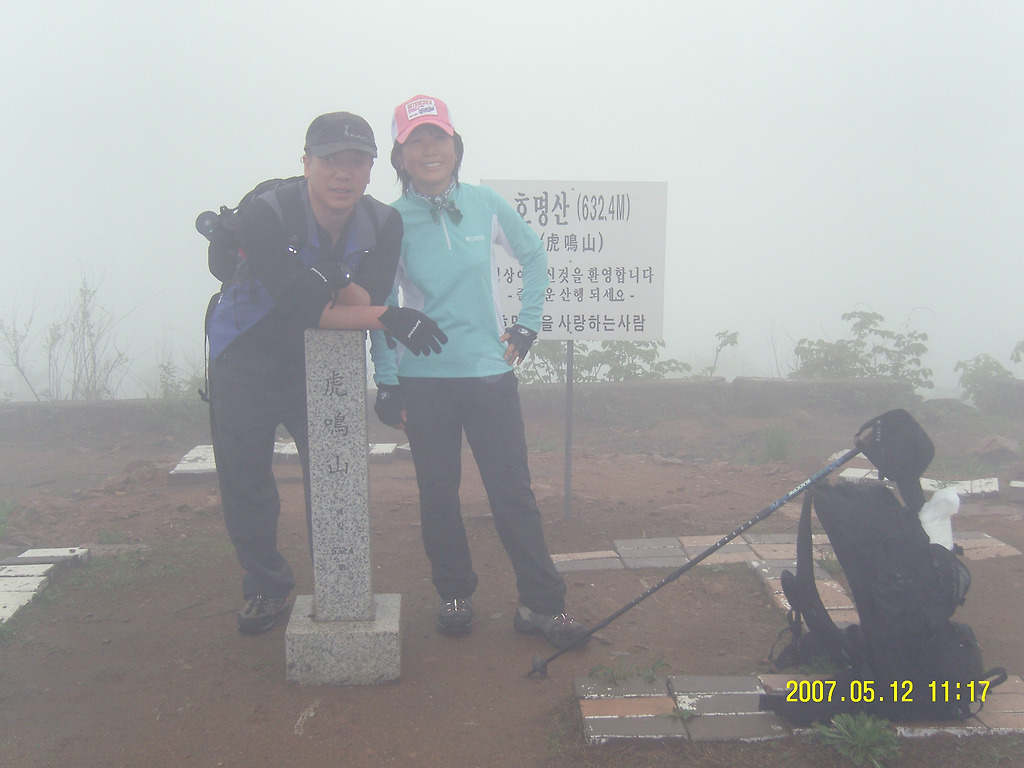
763, 477, 1006, 726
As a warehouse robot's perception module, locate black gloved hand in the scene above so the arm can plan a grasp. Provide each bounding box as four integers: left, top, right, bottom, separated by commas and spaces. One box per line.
374, 384, 404, 427
379, 306, 448, 356
503, 323, 538, 364
309, 261, 352, 291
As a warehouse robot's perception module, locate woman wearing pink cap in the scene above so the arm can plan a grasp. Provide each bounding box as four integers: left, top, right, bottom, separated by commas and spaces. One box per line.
369, 95, 590, 650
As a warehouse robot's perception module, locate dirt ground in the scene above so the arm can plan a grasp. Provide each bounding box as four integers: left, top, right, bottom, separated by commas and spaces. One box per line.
1, 385, 1023, 768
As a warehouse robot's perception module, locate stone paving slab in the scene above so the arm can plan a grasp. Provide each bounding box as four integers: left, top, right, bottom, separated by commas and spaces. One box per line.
614, 538, 689, 569
621, 555, 690, 569
1, 547, 90, 566
555, 558, 624, 573
583, 714, 690, 743
615, 537, 686, 552
553, 551, 624, 573
761, 577, 791, 611
167, 444, 217, 481
743, 533, 798, 544
827, 608, 860, 626
983, 691, 1024, 714
685, 712, 789, 742
580, 696, 677, 717
0, 576, 49, 593
988, 676, 1024, 695
169, 442, 408, 482
836, 469, 1002, 499
746, 543, 797, 560
368, 443, 399, 459
750, 560, 828, 581
0, 548, 88, 623
701, 549, 760, 566
0, 591, 36, 622
576, 676, 670, 698
686, 692, 763, 715
668, 675, 764, 695
553, 550, 620, 562
576, 675, 792, 744
815, 579, 856, 610
678, 536, 755, 553
1008, 480, 1024, 503
0, 563, 54, 578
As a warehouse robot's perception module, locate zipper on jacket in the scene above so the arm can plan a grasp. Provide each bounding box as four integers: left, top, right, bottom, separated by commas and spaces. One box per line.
440, 213, 452, 250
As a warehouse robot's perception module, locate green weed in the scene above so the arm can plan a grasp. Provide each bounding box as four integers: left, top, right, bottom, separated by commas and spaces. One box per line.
809, 711, 899, 767
761, 424, 791, 462
588, 657, 669, 686
96, 528, 128, 545
972, 734, 1024, 766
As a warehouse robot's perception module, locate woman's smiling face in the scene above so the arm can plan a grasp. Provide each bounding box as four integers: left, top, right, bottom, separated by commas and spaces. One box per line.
400, 124, 457, 196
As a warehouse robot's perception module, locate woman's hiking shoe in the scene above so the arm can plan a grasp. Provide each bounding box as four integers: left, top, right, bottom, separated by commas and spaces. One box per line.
513, 605, 591, 649
436, 598, 473, 635
237, 595, 288, 635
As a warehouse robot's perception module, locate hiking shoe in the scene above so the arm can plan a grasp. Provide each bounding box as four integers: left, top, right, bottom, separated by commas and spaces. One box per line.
436, 598, 473, 635
237, 595, 288, 635
513, 605, 591, 650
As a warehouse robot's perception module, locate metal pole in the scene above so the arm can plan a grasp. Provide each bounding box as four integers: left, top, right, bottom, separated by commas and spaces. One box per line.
563, 340, 574, 519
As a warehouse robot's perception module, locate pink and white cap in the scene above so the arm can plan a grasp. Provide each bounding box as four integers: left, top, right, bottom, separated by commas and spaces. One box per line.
392, 95, 455, 144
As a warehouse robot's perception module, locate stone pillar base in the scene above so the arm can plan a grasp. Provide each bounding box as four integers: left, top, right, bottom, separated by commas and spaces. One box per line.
285, 593, 402, 685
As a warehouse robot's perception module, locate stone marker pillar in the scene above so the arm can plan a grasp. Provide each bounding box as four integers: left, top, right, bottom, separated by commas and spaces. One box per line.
285, 330, 401, 685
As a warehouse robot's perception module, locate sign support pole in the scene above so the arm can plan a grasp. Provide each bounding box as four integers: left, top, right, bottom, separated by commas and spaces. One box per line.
563, 340, 574, 519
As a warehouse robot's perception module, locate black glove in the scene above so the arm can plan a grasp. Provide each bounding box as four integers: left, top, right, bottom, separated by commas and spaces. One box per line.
379, 306, 448, 356
309, 261, 352, 291
374, 384, 404, 427
504, 323, 538, 364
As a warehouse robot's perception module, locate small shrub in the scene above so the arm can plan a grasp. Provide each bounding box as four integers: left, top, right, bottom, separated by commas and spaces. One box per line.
792, 310, 933, 391
518, 340, 689, 384
761, 424, 791, 462
955, 353, 1013, 403
809, 711, 900, 767
588, 657, 669, 686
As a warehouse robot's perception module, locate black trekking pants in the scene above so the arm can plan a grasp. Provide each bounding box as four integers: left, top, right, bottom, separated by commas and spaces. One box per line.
208, 334, 311, 601
400, 371, 567, 615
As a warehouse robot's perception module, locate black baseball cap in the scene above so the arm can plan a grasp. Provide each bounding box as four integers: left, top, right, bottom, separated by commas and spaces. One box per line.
304, 112, 377, 158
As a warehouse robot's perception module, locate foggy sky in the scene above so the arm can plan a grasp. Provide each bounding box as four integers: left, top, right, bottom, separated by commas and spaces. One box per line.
1, 0, 1021, 399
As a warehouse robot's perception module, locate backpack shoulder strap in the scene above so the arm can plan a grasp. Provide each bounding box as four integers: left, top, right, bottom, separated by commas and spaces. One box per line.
779, 490, 851, 666
361, 195, 390, 232
258, 178, 307, 250
340, 196, 392, 274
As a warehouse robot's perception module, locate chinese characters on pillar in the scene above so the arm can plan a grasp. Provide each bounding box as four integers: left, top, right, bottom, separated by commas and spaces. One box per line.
484, 181, 667, 342
321, 370, 351, 476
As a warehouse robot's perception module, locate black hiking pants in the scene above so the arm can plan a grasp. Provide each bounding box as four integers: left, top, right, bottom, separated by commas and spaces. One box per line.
400, 371, 567, 615
208, 333, 311, 601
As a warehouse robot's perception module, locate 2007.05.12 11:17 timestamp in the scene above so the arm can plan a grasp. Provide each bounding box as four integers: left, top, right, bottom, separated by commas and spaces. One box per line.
785, 679, 991, 704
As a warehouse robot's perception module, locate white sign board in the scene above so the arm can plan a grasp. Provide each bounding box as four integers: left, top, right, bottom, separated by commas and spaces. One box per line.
484, 180, 667, 341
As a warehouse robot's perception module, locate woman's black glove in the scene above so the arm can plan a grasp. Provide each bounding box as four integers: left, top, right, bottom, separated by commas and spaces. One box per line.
374, 384, 404, 427
503, 323, 538, 364
379, 306, 448, 355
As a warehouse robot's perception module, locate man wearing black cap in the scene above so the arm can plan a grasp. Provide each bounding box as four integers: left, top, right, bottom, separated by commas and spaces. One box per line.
207, 112, 447, 635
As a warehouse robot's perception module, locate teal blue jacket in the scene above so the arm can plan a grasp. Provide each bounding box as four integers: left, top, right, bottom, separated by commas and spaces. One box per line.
370, 183, 548, 383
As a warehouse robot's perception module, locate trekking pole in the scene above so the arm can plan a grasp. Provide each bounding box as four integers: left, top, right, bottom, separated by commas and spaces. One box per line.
526, 443, 864, 677
526, 406, 935, 678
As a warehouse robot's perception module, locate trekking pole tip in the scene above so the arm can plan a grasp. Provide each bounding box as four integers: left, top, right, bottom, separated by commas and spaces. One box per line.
527, 657, 549, 678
